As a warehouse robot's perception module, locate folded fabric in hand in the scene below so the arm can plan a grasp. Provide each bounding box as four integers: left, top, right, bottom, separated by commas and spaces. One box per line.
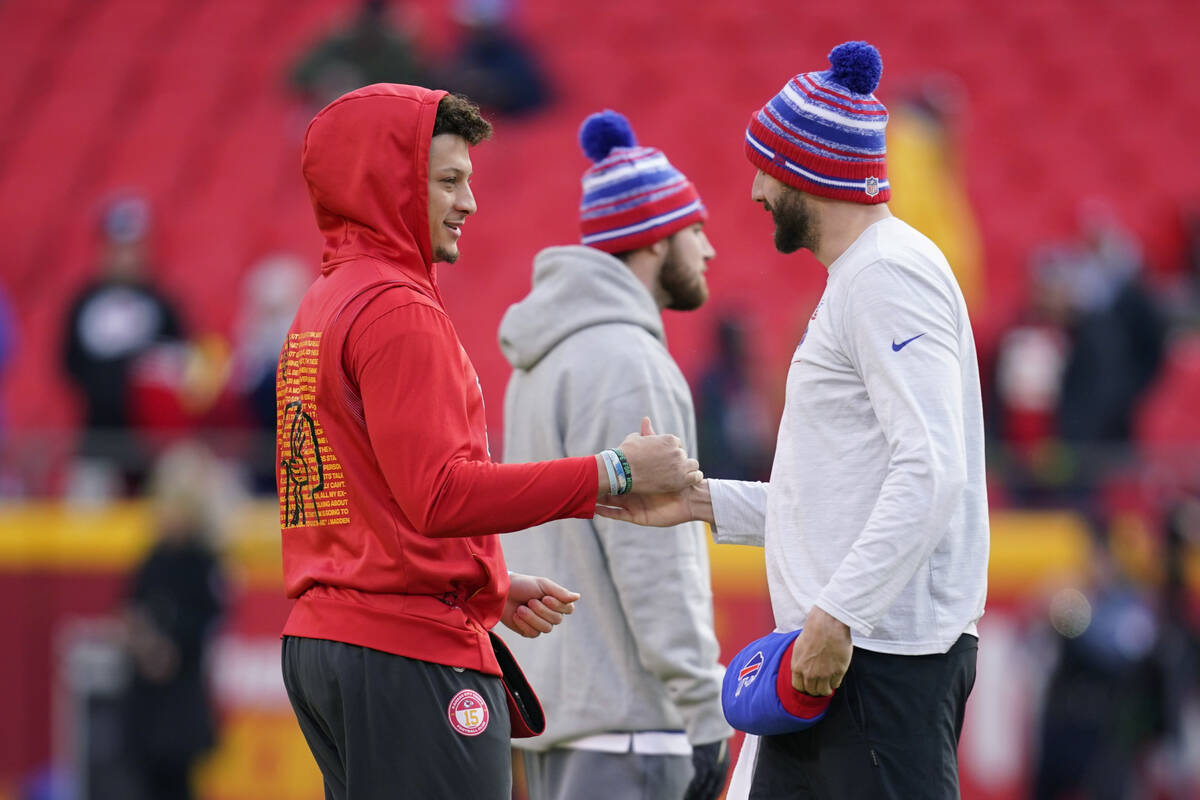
721, 630, 833, 736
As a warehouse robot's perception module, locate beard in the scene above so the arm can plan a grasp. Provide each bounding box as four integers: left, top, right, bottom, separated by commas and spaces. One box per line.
433, 244, 459, 264
659, 242, 709, 311
767, 188, 818, 254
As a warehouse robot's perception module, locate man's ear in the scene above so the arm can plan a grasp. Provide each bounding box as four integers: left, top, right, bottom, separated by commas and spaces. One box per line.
647, 237, 670, 261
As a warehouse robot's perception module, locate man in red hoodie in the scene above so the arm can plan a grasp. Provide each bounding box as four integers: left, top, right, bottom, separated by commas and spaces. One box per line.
276, 84, 700, 800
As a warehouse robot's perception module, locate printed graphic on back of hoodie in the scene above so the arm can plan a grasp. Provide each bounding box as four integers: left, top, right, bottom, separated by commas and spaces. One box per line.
277, 331, 349, 528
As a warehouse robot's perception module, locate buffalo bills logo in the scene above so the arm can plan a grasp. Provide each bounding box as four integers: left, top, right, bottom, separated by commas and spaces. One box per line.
771, 152, 786, 168
736, 651, 765, 697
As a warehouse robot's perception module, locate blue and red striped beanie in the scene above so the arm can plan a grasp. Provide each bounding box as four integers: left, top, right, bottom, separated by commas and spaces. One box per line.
578, 110, 706, 254
746, 41, 890, 204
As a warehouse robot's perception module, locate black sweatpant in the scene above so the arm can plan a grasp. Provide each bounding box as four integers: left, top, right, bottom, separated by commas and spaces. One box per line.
750, 633, 978, 800
281, 636, 512, 800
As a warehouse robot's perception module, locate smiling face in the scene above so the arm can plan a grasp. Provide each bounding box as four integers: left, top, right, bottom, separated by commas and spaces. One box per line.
751, 169, 818, 255
427, 133, 477, 264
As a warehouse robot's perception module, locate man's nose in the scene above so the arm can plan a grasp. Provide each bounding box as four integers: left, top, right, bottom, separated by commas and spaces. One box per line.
459, 185, 477, 216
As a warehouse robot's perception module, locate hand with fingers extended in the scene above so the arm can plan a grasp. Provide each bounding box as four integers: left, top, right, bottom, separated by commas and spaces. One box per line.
596, 479, 711, 527
613, 417, 703, 495
501, 573, 580, 639
790, 605, 853, 697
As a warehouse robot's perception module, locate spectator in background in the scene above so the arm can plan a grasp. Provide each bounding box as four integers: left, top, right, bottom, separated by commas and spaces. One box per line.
290, 0, 429, 111
62, 194, 186, 498
1154, 496, 1200, 797
695, 315, 773, 481
885, 73, 984, 312
437, 0, 551, 116
121, 441, 227, 800
1032, 526, 1168, 800
989, 245, 1075, 505
992, 204, 1168, 508
230, 253, 311, 492
1056, 200, 1167, 447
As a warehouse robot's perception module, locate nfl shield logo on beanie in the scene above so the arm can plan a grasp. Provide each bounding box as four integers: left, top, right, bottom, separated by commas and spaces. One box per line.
722, 630, 833, 736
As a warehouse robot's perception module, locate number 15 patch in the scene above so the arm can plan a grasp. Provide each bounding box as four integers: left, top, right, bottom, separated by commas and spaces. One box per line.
448, 689, 490, 736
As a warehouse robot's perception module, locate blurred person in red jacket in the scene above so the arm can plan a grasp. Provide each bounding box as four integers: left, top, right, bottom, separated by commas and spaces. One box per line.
277, 85, 701, 800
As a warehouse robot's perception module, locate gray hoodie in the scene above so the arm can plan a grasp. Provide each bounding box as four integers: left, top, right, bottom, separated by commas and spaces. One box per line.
497, 245, 731, 751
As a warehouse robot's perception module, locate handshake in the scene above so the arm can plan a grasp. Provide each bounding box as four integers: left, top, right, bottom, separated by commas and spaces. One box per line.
590, 417, 714, 530
596, 417, 702, 497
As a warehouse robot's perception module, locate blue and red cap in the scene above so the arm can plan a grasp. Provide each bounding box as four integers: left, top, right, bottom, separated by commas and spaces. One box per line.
578, 110, 706, 254
721, 630, 833, 736
745, 41, 890, 204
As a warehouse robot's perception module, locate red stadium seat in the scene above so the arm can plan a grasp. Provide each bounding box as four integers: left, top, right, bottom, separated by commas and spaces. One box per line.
3, 0, 1200, 442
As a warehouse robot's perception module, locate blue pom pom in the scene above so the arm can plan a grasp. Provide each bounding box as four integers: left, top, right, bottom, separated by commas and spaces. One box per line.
579, 110, 637, 162
827, 41, 882, 95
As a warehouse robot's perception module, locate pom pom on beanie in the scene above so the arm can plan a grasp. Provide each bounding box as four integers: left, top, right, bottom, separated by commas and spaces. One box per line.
579, 110, 637, 163
827, 41, 882, 95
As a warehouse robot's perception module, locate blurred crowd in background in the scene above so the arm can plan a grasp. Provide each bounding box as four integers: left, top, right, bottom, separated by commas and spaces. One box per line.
2, 0, 1199, 798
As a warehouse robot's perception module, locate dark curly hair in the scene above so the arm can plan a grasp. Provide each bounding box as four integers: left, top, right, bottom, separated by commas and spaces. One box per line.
432, 94, 492, 146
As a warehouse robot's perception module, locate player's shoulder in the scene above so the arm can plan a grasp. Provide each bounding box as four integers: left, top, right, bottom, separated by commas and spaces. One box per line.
353, 280, 446, 329
564, 327, 686, 412
873, 219, 951, 273
563, 321, 667, 369
841, 222, 954, 298
338, 278, 451, 353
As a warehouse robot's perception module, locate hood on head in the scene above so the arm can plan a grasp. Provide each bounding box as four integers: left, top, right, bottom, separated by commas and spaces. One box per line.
499, 245, 664, 370
301, 84, 447, 287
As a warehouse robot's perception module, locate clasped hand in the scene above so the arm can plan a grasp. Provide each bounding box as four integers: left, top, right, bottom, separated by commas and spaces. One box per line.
790, 606, 852, 697
616, 417, 703, 494
501, 573, 580, 638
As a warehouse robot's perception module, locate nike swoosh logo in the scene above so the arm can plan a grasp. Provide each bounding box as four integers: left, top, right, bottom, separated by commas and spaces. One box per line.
892, 333, 926, 351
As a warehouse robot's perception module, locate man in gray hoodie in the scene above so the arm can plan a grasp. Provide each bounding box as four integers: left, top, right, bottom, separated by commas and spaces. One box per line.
497, 110, 732, 800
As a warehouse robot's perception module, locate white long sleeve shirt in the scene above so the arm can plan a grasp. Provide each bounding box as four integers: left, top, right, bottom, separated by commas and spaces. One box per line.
711, 217, 989, 655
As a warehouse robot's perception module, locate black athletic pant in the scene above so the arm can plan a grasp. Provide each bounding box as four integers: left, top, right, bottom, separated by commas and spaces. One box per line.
281, 636, 512, 800
750, 633, 978, 800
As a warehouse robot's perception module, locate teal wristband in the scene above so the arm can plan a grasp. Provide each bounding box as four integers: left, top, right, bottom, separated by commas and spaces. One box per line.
613, 449, 632, 495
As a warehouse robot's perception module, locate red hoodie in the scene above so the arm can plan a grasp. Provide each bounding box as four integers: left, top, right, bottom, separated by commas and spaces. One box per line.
276, 84, 597, 675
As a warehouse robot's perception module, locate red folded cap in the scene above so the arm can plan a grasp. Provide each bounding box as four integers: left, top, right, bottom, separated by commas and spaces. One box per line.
776, 638, 836, 720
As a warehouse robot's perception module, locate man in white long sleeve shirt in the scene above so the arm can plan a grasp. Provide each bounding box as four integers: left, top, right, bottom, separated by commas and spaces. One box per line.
600, 41, 989, 799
